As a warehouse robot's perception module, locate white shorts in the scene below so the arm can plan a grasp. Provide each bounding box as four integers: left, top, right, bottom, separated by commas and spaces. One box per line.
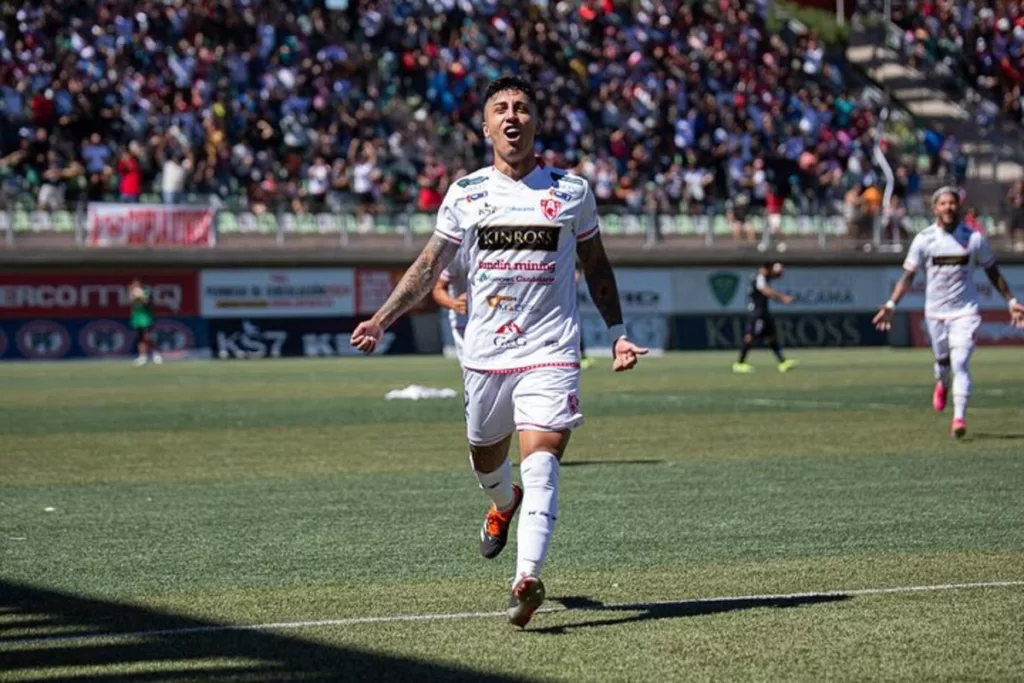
462, 366, 584, 446
926, 314, 981, 359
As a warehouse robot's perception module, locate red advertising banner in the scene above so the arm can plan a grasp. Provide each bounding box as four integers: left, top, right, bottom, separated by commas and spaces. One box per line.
0, 272, 199, 319
909, 311, 1024, 347
354, 268, 437, 315
87, 203, 215, 247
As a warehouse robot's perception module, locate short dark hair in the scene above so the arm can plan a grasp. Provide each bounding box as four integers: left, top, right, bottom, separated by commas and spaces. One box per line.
484, 75, 535, 107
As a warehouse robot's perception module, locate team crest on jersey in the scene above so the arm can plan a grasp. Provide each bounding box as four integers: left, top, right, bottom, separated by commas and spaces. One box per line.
540, 199, 561, 221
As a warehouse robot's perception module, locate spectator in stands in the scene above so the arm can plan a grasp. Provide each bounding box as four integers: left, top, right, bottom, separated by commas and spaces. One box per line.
161, 154, 189, 205
116, 150, 142, 204
305, 156, 331, 213
0, 0, 911, 230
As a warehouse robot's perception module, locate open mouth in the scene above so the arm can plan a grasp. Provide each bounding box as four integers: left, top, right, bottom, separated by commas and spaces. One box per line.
503, 125, 522, 143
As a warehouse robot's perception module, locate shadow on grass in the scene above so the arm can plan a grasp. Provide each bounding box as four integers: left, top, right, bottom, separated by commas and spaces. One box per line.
532, 593, 850, 635
0, 580, 528, 683
971, 432, 1024, 441
561, 459, 665, 467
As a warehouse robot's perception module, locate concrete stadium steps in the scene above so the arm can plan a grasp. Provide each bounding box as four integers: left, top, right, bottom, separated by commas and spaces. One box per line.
847, 30, 1024, 211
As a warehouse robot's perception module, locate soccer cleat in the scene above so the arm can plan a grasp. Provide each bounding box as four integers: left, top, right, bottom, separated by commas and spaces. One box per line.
777, 359, 797, 373
133, 356, 147, 367
152, 354, 164, 365
580, 357, 596, 370
951, 418, 966, 439
932, 382, 947, 412
480, 484, 522, 559
507, 575, 545, 628
732, 362, 754, 373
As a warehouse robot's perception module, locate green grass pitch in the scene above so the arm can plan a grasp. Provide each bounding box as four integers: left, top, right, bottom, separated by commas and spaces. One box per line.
1, 349, 1022, 682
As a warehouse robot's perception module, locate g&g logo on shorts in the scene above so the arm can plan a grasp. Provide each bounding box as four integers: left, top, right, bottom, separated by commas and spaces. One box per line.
80, 320, 131, 357
16, 320, 71, 360
493, 321, 527, 348
151, 320, 195, 353
567, 392, 580, 415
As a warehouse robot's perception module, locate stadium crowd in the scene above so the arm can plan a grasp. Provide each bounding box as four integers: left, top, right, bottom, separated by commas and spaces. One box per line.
0, 0, 920, 237
894, 0, 1024, 125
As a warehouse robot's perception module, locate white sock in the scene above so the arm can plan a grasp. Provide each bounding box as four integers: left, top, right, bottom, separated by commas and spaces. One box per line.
934, 361, 950, 388
951, 349, 971, 420
515, 451, 559, 582
472, 456, 514, 511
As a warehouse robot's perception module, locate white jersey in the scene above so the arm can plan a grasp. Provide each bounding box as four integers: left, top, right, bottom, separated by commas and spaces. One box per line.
434, 163, 599, 372
903, 222, 995, 319
438, 247, 469, 334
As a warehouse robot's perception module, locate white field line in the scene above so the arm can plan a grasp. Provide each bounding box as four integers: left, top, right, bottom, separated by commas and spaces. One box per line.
7, 580, 1022, 646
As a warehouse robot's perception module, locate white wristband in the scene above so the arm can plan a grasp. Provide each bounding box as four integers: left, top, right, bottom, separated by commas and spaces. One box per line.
884, 300, 896, 311
1010, 297, 1019, 308
608, 324, 627, 344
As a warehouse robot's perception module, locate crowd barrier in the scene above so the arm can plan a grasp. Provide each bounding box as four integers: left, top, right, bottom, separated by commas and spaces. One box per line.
1, 265, 1022, 361
0, 205, 961, 246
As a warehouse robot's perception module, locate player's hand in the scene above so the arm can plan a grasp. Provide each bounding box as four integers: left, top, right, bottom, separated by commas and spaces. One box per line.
780, 294, 794, 305
1010, 299, 1024, 329
612, 337, 648, 372
350, 320, 384, 354
872, 305, 894, 331
454, 293, 468, 316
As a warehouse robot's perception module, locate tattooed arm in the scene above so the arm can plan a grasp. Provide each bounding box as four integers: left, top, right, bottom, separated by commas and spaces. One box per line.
983, 264, 1016, 302
373, 235, 459, 329
351, 235, 458, 353
984, 264, 1024, 328
575, 232, 623, 329
575, 232, 648, 371
872, 268, 915, 331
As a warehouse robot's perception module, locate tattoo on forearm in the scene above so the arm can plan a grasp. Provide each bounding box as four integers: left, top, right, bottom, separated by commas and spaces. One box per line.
985, 266, 1014, 300
375, 235, 456, 329
576, 234, 623, 327
891, 270, 915, 303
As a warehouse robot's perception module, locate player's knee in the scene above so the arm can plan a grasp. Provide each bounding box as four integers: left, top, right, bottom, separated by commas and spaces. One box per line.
520, 451, 559, 490
743, 334, 753, 344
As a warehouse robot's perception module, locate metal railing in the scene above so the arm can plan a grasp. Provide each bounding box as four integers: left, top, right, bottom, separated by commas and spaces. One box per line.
0, 205, 974, 251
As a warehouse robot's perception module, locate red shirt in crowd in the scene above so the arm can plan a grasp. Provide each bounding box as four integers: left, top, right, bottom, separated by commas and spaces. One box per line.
117, 156, 142, 197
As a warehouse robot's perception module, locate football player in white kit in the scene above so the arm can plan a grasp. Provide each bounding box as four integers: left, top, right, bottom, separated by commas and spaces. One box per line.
873, 186, 1024, 437
432, 246, 469, 359
351, 76, 648, 627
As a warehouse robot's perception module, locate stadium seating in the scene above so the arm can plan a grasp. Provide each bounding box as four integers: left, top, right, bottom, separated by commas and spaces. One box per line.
0, 0, 932, 240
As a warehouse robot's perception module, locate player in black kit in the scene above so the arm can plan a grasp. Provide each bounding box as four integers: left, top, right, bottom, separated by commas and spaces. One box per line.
732, 262, 796, 373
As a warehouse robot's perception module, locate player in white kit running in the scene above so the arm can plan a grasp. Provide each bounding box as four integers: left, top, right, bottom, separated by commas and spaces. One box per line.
432, 246, 469, 359
873, 187, 1024, 437
351, 76, 647, 627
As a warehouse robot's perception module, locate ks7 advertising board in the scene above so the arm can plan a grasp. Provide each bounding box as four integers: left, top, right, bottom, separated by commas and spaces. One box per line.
209, 317, 415, 359
0, 272, 198, 319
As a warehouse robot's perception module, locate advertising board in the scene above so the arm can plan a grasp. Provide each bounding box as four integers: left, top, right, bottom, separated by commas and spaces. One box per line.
209, 317, 415, 359
577, 269, 675, 315
674, 267, 888, 314
908, 311, 1024, 347
87, 203, 215, 246
0, 272, 198, 319
673, 313, 888, 350
0, 317, 209, 360
200, 269, 355, 318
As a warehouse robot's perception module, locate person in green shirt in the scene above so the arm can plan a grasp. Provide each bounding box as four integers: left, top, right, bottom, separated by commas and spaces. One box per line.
129, 279, 162, 366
